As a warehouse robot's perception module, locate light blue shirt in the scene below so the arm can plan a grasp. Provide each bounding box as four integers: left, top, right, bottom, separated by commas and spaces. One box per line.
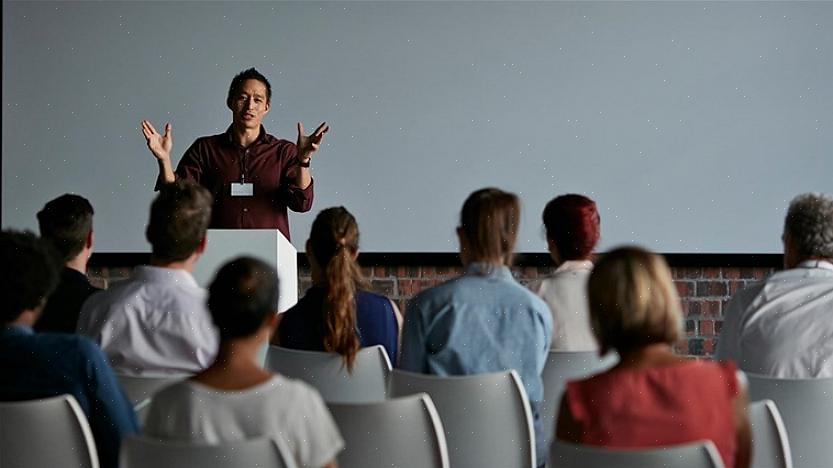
399, 262, 552, 464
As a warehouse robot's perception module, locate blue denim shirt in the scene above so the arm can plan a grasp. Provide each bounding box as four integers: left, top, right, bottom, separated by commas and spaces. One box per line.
0, 325, 138, 468
399, 263, 552, 464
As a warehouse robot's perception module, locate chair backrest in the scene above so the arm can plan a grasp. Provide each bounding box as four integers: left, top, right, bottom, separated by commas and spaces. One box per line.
328, 393, 450, 468
549, 439, 725, 468
0, 394, 100, 468
540, 351, 619, 444
120, 436, 297, 468
388, 369, 535, 468
748, 399, 793, 468
116, 374, 187, 406
747, 374, 833, 468
265, 345, 392, 403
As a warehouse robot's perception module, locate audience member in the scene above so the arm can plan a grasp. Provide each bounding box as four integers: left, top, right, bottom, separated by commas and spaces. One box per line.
0, 231, 137, 468
144, 257, 343, 468
399, 187, 552, 467
276, 206, 401, 366
556, 246, 750, 468
34, 194, 101, 333
716, 193, 833, 377
77, 181, 218, 375
528, 194, 600, 351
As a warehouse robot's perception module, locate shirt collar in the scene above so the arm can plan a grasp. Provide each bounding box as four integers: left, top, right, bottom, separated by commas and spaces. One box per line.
796, 260, 833, 271
224, 125, 268, 148
134, 265, 200, 288
554, 259, 594, 274
464, 262, 513, 280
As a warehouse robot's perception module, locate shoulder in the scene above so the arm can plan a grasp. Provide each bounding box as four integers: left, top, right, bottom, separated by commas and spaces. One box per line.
356, 290, 394, 309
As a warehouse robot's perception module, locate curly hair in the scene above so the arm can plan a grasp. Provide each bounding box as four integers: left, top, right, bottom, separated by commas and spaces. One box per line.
208, 257, 279, 341
37, 194, 94, 262
785, 193, 833, 260
0, 230, 61, 323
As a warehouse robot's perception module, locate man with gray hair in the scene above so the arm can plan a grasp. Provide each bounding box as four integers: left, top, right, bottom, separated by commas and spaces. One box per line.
716, 193, 833, 377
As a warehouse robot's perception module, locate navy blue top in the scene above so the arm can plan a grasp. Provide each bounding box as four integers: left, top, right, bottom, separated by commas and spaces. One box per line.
278, 286, 399, 364
0, 325, 138, 468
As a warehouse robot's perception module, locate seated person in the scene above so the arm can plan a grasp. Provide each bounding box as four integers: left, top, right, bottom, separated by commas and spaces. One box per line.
0, 231, 137, 468
77, 181, 218, 375
528, 194, 600, 351
399, 188, 552, 467
716, 193, 833, 377
556, 246, 750, 468
34, 194, 101, 333
144, 257, 343, 468
276, 206, 401, 367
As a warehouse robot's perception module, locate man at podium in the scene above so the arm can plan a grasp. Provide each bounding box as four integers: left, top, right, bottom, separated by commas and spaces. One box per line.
141, 68, 329, 241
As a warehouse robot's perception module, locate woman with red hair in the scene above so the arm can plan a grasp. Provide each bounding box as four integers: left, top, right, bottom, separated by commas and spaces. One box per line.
528, 194, 601, 351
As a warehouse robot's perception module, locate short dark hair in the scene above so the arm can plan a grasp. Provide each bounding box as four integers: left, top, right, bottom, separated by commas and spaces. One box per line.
0, 230, 61, 324
146, 180, 213, 262
37, 194, 94, 262
542, 194, 600, 261
459, 188, 521, 265
227, 68, 272, 103
208, 257, 279, 340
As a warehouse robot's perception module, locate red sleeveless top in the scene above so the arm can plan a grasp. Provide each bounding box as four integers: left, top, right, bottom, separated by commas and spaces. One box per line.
565, 360, 739, 468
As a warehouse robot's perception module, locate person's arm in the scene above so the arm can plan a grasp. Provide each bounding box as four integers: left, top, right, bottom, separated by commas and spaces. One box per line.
555, 394, 582, 443
141, 120, 175, 185
83, 340, 139, 468
292, 121, 329, 190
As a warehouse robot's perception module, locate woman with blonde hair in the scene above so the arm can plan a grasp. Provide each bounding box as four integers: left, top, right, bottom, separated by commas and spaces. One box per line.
556, 246, 751, 468
276, 206, 400, 368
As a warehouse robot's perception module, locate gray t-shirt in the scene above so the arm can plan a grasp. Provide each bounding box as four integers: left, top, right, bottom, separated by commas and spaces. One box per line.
143, 375, 344, 468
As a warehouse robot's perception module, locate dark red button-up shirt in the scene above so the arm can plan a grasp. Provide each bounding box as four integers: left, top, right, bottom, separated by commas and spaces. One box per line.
161, 126, 313, 241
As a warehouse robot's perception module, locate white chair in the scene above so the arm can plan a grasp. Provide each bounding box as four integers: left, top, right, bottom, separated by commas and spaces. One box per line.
116, 374, 187, 407
120, 436, 297, 468
540, 351, 618, 444
747, 374, 833, 468
549, 439, 725, 468
328, 393, 450, 468
0, 394, 99, 468
265, 345, 391, 403
389, 369, 535, 468
749, 399, 793, 468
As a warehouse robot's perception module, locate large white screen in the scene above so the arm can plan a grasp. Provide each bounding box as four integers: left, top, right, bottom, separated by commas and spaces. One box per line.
3, 1, 831, 253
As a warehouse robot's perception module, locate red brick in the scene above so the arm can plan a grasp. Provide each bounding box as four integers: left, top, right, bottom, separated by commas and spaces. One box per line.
421, 266, 435, 277
702, 267, 721, 279
675, 281, 695, 298
672, 267, 703, 279
695, 281, 728, 297
699, 320, 715, 336
373, 266, 387, 278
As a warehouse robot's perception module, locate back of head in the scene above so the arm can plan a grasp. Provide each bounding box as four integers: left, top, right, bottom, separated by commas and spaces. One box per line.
37, 194, 94, 262
587, 246, 682, 356
784, 193, 833, 262
542, 194, 600, 261
308, 207, 364, 371
146, 180, 213, 262
0, 230, 61, 324
208, 257, 279, 341
459, 188, 521, 265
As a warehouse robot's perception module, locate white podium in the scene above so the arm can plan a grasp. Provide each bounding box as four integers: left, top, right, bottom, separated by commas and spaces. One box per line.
191, 229, 298, 313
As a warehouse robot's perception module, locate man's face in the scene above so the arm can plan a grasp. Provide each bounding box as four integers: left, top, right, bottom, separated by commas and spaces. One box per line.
228, 79, 270, 129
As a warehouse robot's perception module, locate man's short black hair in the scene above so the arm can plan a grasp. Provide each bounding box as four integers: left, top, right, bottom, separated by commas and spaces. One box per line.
37, 194, 94, 262
227, 68, 272, 103
0, 230, 61, 324
208, 257, 279, 341
146, 180, 213, 262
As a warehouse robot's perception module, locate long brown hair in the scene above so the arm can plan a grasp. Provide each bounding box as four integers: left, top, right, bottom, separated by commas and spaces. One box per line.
309, 207, 367, 371
460, 188, 521, 266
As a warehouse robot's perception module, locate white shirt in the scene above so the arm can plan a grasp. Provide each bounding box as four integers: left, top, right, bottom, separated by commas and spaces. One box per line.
715, 260, 833, 378
143, 375, 344, 468
77, 266, 218, 376
528, 260, 598, 351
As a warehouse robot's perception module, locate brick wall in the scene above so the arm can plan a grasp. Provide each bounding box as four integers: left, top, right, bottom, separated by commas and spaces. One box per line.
89, 263, 774, 358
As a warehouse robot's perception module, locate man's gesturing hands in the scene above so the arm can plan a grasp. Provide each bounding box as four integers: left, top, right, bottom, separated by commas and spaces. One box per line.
141, 120, 173, 162
296, 122, 330, 164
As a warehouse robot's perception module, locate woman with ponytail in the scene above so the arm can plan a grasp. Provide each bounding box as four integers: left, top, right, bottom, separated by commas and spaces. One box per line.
275, 207, 401, 369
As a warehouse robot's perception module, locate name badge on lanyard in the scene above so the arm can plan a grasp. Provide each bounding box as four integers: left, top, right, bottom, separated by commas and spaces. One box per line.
231, 182, 253, 197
